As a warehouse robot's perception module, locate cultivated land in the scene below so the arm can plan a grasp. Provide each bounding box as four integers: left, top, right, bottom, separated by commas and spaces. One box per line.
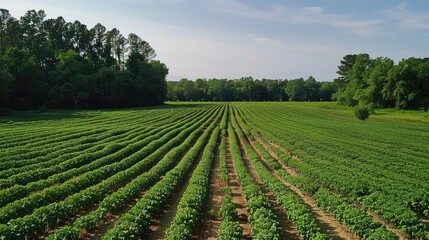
0, 102, 428, 240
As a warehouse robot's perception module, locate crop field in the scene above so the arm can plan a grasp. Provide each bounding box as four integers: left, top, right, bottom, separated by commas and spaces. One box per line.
0, 102, 428, 240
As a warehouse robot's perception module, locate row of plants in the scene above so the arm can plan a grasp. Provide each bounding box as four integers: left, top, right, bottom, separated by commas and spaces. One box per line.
0, 110, 200, 188
0, 104, 199, 160
217, 117, 244, 240
235, 103, 429, 237
0, 127, 144, 181
230, 107, 330, 240
0, 128, 106, 168
227, 118, 282, 240
101, 118, 222, 239
0, 106, 222, 239
0, 110, 205, 207
0, 106, 219, 224
164, 125, 220, 239
218, 187, 243, 240
46, 105, 224, 239
0, 107, 202, 170
247, 128, 399, 240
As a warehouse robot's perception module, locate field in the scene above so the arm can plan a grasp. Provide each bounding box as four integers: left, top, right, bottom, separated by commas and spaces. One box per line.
0, 102, 428, 240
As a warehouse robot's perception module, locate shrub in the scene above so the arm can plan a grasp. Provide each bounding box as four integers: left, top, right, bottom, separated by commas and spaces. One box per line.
354, 106, 370, 120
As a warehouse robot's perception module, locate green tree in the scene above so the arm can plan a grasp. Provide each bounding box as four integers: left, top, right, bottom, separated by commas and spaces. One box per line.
384, 58, 429, 109
320, 82, 337, 101
0, 55, 14, 108
0, 9, 12, 56
285, 78, 306, 101
334, 53, 372, 106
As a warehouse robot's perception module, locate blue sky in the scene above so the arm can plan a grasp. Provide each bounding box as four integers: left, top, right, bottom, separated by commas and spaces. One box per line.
3, 0, 429, 81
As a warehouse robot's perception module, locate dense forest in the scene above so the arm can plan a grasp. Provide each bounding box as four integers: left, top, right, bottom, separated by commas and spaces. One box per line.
167, 77, 336, 102
0, 9, 168, 114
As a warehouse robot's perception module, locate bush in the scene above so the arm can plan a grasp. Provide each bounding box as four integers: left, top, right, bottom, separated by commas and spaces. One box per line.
354, 106, 370, 120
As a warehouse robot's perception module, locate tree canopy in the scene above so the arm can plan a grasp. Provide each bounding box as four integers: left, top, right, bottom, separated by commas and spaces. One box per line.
167, 77, 337, 102
0, 9, 168, 112
334, 53, 429, 110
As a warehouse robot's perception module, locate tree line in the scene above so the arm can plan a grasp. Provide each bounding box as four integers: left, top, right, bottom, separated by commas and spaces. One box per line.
334, 54, 429, 110
1, 8, 427, 114
0, 9, 168, 114
167, 77, 337, 102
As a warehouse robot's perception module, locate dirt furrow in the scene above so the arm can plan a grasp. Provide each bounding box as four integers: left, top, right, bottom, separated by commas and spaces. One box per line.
257, 137, 300, 176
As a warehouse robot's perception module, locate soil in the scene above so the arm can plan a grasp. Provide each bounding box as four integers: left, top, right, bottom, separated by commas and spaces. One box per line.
256, 137, 300, 176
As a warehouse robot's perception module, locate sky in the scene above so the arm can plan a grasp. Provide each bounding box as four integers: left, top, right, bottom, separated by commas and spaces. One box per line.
2, 0, 429, 81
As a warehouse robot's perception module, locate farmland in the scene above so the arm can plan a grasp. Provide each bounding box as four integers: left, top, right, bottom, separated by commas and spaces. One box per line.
0, 102, 428, 240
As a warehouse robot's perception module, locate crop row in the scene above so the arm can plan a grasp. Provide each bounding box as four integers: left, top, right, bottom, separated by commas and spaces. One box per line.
46, 105, 224, 239
0, 106, 221, 239
164, 125, 220, 239
234, 103, 428, 237
250, 132, 399, 240
230, 107, 330, 240
0, 107, 207, 208
101, 114, 223, 239
227, 116, 282, 240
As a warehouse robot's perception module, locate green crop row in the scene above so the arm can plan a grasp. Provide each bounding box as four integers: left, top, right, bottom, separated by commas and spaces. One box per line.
230, 107, 330, 240
46, 105, 223, 239
101, 116, 222, 239
227, 119, 282, 240
234, 103, 429, 237
0, 109, 205, 209
0, 107, 220, 239
164, 126, 220, 239
217, 187, 243, 240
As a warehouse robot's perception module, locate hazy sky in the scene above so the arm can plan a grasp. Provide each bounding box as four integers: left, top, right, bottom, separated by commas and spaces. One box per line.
3, 0, 429, 81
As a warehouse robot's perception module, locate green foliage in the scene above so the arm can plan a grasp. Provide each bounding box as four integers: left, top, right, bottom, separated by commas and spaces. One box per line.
167, 77, 336, 102
218, 221, 242, 240
354, 105, 370, 120
234, 102, 429, 238
334, 53, 429, 110
0, 8, 168, 111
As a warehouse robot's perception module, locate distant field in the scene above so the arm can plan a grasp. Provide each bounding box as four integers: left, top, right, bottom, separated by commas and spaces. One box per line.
0, 102, 428, 239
